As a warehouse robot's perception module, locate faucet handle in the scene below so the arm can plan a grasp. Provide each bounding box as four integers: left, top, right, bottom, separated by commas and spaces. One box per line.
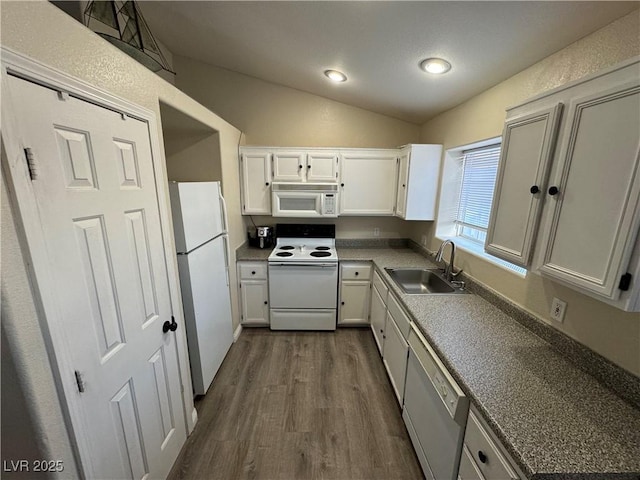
450, 268, 463, 278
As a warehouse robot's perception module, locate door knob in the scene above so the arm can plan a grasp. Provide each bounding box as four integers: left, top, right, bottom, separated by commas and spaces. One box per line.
477, 451, 488, 464
341, 301, 345, 305
530, 185, 540, 194
548, 186, 559, 196
163, 317, 178, 333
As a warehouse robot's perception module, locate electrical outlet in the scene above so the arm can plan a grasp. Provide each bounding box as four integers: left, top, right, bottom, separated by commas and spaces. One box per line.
373, 228, 380, 237
550, 297, 567, 323
421, 235, 427, 246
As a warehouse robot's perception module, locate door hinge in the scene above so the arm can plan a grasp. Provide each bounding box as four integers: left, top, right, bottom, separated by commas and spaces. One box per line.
74, 370, 85, 393
24, 148, 38, 180
618, 273, 632, 291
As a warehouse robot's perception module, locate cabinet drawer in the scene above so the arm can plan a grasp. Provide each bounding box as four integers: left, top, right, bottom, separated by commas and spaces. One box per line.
372, 270, 388, 298
342, 262, 372, 280
387, 292, 411, 338
464, 410, 519, 480
239, 262, 268, 280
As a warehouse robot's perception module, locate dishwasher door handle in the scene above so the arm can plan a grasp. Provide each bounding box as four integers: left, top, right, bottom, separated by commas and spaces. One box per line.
269, 263, 337, 268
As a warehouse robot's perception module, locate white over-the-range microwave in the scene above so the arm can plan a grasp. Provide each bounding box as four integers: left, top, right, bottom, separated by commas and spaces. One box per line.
271, 183, 339, 217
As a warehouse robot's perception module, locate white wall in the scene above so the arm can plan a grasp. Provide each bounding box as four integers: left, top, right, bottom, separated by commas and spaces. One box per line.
412, 10, 640, 376
0, 2, 244, 475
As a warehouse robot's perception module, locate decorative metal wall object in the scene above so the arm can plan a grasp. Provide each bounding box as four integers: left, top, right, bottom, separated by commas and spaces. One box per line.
84, 1, 175, 73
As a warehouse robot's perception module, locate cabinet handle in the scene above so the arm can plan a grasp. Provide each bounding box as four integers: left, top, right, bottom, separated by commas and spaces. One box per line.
402, 184, 406, 188
299, 164, 303, 169
477, 451, 487, 464
355, 271, 359, 276
265, 182, 270, 186
548, 186, 559, 196
341, 183, 345, 187
264, 301, 268, 305
380, 329, 383, 333
307, 165, 311, 169
530, 185, 540, 194
251, 271, 256, 275
341, 301, 345, 305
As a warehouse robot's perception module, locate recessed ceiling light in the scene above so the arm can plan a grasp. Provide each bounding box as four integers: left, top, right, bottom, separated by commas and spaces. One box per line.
420, 58, 452, 75
324, 69, 347, 83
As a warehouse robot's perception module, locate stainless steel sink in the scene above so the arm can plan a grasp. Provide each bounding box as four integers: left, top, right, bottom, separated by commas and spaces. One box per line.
384, 268, 468, 295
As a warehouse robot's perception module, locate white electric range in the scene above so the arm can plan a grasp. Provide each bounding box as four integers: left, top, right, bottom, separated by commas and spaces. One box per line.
268, 224, 338, 330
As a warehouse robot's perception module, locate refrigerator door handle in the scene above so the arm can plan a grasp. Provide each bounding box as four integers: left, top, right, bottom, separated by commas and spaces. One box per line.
222, 234, 230, 286
219, 189, 229, 234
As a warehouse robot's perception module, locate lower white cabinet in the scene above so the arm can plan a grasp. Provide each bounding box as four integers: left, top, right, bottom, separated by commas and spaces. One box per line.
370, 270, 388, 353
461, 408, 523, 480
382, 310, 409, 405
338, 262, 372, 326
237, 261, 269, 326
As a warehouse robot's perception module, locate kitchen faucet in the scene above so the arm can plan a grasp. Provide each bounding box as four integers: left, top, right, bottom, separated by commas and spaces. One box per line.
435, 239, 461, 282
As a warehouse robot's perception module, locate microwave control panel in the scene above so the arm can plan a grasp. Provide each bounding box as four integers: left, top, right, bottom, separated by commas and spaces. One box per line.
324, 194, 336, 215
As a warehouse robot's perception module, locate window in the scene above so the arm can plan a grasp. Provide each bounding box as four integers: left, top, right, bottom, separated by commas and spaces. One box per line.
455, 145, 501, 244
436, 139, 526, 276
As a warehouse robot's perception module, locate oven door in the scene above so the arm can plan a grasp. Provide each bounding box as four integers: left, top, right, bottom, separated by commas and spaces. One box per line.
268, 262, 338, 308
272, 191, 323, 217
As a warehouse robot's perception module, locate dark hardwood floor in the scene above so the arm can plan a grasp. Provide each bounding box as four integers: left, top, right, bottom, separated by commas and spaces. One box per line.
168, 328, 424, 480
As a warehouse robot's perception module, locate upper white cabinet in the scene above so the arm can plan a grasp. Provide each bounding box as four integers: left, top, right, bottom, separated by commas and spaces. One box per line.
272, 150, 306, 182
395, 144, 443, 221
486, 59, 640, 310
306, 150, 339, 182
240, 149, 272, 215
538, 81, 640, 301
485, 105, 563, 266
340, 150, 398, 215
272, 149, 339, 182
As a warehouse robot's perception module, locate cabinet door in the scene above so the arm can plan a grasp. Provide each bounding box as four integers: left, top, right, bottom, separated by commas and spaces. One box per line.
240, 280, 269, 325
340, 152, 398, 215
272, 150, 306, 182
370, 285, 387, 354
338, 281, 370, 325
539, 84, 640, 299
382, 313, 409, 405
241, 151, 271, 214
485, 104, 562, 267
395, 150, 410, 219
307, 151, 339, 182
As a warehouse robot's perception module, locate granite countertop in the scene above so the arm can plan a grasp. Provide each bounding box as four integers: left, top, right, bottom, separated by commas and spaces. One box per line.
237, 245, 640, 479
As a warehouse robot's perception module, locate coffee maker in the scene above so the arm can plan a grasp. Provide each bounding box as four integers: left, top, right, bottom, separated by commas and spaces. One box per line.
248, 226, 274, 249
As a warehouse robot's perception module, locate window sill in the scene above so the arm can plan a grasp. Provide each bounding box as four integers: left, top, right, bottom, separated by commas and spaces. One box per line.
435, 235, 527, 277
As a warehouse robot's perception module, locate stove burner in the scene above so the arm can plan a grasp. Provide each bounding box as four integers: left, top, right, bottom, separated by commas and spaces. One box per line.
276, 252, 293, 257
310, 251, 332, 257
315, 246, 330, 250
279, 246, 294, 250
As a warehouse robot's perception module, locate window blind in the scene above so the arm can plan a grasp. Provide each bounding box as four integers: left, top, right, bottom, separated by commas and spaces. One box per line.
455, 145, 501, 243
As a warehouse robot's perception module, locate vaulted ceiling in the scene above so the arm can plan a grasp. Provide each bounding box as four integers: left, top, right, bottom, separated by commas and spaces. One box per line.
140, 1, 638, 124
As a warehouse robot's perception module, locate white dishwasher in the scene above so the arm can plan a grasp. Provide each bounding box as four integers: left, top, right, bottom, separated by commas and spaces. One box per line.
403, 323, 469, 480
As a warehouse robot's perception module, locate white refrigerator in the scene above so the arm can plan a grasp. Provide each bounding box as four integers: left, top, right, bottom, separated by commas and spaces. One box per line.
169, 181, 234, 396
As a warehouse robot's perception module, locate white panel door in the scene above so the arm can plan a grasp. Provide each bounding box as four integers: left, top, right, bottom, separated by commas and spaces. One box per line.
307, 151, 339, 182
272, 150, 306, 182
241, 150, 271, 214
177, 238, 233, 395
485, 104, 562, 267
539, 84, 640, 299
7, 76, 186, 479
340, 151, 398, 215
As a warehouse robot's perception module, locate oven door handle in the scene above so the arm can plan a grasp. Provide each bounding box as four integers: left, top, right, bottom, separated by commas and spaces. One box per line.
269, 262, 337, 268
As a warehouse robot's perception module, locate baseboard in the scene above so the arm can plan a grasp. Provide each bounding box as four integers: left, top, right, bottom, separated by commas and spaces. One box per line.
233, 324, 243, 342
